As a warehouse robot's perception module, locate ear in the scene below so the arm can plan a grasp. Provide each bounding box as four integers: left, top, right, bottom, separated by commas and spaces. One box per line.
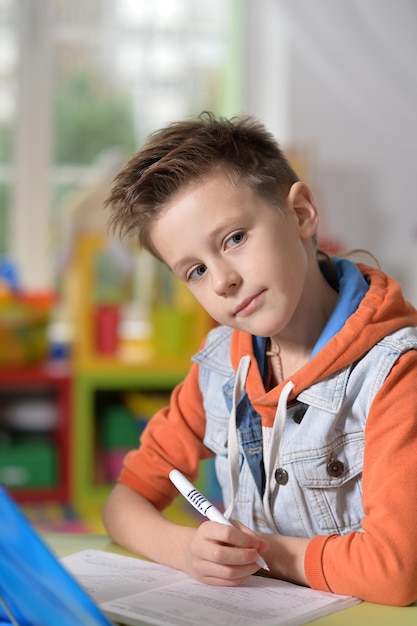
286, 182, 318, 239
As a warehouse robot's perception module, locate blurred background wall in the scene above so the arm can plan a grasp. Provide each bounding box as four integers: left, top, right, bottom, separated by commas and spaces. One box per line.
1, 0, 417, 303
243, 0, 417, 305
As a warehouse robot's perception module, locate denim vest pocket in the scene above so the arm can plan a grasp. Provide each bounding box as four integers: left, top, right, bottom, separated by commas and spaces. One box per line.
293, 434, 364, 534
204, 412, 229, 457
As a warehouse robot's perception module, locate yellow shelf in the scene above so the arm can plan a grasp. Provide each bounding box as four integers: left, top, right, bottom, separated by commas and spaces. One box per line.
68, 233, 215, 518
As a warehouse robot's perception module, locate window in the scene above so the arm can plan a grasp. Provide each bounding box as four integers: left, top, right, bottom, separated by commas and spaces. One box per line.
0, 0, 236, 291
0, 0, 17, 256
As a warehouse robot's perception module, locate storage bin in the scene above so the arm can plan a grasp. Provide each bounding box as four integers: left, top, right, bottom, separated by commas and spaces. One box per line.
101, 406, 141, 449
0, 441, 57, 488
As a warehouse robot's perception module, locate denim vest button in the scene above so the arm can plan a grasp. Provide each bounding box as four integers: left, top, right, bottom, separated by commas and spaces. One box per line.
327, 458, 345, 477
275, 467, 289, 485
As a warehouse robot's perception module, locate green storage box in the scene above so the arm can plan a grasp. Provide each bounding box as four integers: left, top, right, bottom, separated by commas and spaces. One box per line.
0, 441, 57, 488
101, 406, 140, 449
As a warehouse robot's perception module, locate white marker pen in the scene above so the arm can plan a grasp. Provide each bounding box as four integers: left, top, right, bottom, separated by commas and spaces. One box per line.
169, 469, 269, 572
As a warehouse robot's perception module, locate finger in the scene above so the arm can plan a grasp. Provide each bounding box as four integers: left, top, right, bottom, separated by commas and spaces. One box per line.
193, 559, 261, 586
200, 520, 262, 550
220, 520, 270, 554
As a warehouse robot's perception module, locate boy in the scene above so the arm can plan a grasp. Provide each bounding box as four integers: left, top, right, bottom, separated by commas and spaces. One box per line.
103, 112, 417, 605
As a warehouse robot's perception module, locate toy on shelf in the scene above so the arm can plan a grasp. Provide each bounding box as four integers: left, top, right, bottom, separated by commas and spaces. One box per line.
68, 233, 213, 369
0, 258, 56, 366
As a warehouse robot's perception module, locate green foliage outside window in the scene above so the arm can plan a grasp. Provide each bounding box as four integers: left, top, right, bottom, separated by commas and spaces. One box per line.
53, 67, 137, 165
0, 125, 11, 255
0, 184, 8, 256
0, 125, 12, 164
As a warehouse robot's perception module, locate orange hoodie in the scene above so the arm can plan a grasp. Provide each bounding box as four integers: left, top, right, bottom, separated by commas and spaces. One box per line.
118, 264, 417, 605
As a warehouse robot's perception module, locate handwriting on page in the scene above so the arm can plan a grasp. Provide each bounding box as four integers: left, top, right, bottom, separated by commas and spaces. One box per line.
62, 550, 361, 626
62, 550, 187, 604
101, 576, 350, 626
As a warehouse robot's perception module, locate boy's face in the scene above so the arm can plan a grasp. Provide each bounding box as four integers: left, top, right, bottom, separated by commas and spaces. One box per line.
150, 172, 318, 340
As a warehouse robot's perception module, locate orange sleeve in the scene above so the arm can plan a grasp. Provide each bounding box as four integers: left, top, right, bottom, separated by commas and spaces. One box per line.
117, 360, 213, 510
304, 349, 417, 606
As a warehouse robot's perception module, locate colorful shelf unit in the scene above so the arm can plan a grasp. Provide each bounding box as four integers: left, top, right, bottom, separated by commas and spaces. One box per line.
0, 364, 72, 502
72, 362, 222, 527
73, 363, 187, 510
69, 233, 217, 524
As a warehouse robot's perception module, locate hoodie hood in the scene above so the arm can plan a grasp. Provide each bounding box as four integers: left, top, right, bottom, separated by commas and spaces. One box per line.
307, 263, 417, 382
231, 264, 417, 424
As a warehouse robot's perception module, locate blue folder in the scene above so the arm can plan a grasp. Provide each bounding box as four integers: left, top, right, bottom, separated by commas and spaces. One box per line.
0, 486, 114, 625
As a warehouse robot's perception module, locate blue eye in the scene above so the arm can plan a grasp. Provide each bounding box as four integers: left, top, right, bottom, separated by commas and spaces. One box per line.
188, 264, 207, 281
225, 231, 246, 249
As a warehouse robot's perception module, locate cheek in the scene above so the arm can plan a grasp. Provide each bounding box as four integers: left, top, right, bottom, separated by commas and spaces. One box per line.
187, 285, 225, 324
186, 284, 212, 311
262, 236, 309, 294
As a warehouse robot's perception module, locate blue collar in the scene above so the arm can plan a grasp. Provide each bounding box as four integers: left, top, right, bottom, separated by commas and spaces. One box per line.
310, 257, 369, 357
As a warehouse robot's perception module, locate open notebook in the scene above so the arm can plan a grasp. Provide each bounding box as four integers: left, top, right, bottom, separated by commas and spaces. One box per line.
0, 485, 113, 626
0, 485, 361, 626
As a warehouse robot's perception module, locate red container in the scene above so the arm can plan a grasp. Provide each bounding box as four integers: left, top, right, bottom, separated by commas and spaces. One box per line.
94, 305, 119, 355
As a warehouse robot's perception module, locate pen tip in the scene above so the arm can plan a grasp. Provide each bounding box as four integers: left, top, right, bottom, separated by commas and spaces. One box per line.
258, 557, 270, 572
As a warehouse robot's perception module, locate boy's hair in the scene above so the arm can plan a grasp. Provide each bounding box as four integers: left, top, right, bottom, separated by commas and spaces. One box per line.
106, 111, 299, 257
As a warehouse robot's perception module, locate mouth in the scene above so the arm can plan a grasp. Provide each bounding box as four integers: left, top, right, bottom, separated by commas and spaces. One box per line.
234, 290, 266, 317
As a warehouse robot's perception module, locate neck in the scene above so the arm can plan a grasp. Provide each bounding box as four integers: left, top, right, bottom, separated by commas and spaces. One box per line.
269, 264, 339, 381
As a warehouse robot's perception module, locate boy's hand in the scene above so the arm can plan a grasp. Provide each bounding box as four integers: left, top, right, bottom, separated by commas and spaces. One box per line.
184, 520, 270, 586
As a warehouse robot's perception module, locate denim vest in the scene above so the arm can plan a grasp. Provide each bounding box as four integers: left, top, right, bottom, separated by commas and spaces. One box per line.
192, 324, 417, 537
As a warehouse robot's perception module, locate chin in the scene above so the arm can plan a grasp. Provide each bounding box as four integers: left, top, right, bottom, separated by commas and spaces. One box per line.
236, 323, 275, 338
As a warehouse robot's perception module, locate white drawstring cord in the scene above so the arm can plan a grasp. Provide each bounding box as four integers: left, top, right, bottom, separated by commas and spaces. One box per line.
223, 355, 251, 520
262, 380, 294, 531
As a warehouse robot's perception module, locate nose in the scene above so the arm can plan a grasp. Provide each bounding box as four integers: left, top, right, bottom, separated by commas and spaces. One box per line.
211, 261, 241, 296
